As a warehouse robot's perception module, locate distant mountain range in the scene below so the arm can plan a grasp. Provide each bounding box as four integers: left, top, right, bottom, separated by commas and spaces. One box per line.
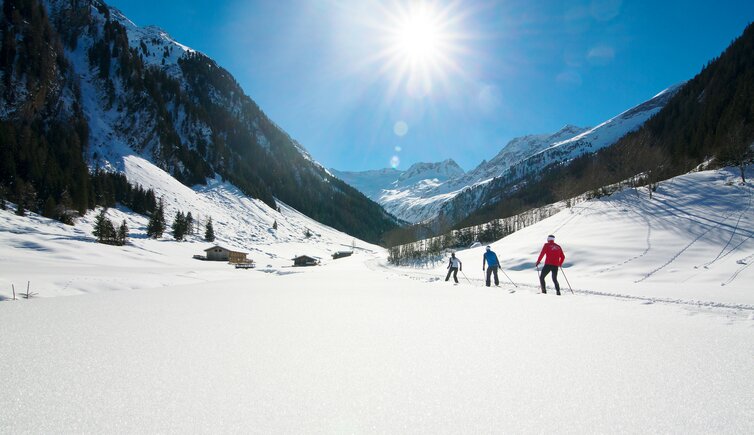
333, 85, 681, 225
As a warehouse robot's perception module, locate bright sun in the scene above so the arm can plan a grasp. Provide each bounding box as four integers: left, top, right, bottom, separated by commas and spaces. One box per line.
394, 5, 442, 64
376, 1, 463, 98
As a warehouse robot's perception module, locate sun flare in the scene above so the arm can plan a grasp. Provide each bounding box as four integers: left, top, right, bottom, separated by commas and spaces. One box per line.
372, 1, 465, 98
393, 4, 443, 64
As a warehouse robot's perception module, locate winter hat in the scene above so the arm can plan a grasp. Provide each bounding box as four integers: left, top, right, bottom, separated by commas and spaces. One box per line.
486, 246, 491, 251
451, 253, 456, 257
547, 235, 555, 241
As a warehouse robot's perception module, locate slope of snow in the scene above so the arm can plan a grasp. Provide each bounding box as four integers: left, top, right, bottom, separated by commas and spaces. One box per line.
1, 167, 753, 431
0, 155, 373, 299
400, 167, 754, 306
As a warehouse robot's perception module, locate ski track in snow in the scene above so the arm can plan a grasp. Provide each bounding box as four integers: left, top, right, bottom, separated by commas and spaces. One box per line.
634, 188, 742, 283
597, 197, 653, 274
379, 259, 754, 314
698, 184, 754, 269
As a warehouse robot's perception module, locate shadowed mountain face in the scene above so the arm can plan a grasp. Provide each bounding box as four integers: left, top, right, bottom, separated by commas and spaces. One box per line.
0, 0, 398, 244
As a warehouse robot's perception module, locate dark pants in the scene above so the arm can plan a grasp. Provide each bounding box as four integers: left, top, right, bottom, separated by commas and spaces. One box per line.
486, 266, 499, 287
446, 267, 459, 283
539, 265, 560, 294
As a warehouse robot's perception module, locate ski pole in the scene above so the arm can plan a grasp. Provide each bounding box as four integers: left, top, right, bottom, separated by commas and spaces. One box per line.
560, 267, 574, 294
499, 266, 517, 288
460, 270, 473, 286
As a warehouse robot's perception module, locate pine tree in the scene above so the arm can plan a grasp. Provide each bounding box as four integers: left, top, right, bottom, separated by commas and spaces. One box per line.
117, 220, 128, 246
43, 196, 57, 219
57, 189, 74, 225
185, 211, 194, 236
92, 209, 107, 242
305, 228, 312, 238
93, 209, 117, 244
103, 219, 117, 245
172, 210, 186, 241
272, 219, 277, 230
204, 217, 215, 242
146, 199, 166, 238
14, 181, 36, 216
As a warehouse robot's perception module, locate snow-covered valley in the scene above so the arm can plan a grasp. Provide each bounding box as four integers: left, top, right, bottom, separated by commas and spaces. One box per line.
1, 165, 753, 432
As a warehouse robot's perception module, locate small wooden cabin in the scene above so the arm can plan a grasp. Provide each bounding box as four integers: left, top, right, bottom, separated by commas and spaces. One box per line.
332, 251, 353, 259
293, 255, 319, 267
204, 245, 248, 264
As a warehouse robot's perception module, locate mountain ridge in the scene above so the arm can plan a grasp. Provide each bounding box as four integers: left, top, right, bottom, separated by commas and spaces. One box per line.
333, 85, 679, 225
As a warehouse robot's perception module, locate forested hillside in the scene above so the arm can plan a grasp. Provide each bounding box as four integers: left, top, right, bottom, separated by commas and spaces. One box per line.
0, 0, 398, 244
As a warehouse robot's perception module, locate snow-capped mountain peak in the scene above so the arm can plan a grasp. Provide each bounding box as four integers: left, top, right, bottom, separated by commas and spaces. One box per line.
396, 159, 465, 185
333, 85, 680, 224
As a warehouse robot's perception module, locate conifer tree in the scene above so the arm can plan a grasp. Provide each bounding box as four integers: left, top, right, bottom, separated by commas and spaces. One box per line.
104, 219, 117, 244
172, 211, 186, 241
204, 217, 215, 242
57, 190, 74, 224
93, 209, 107, 242
272, 220, 277, 230
93, 209, 117, 244
185, 212, 194, 235
146, 199, 166, 238
117, 220, 128, 246
43, 196, 57, 219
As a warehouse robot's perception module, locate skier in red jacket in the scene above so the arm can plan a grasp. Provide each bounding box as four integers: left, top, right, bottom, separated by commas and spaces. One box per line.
536, 235, 565, 295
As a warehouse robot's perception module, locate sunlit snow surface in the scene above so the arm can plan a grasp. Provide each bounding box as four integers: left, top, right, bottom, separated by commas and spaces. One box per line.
1, 163, 753, 432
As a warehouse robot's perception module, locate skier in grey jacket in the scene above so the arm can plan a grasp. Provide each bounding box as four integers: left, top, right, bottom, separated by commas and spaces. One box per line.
446, 253, 462, 283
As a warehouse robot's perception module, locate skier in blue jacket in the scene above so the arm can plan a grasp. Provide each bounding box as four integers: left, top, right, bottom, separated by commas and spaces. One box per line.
482, 246, 500, 287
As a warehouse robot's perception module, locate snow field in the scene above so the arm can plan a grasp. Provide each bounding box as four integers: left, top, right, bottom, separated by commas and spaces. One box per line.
0, 155, 373, 300
403, 167, 754, 307
1, 254, 752, 433
1, 159, 753, 431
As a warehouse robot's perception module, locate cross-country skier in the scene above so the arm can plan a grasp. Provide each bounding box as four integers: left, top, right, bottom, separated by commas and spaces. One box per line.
482, 246, 500, 287
536, 235, 566, 295
445, 253, 462, 284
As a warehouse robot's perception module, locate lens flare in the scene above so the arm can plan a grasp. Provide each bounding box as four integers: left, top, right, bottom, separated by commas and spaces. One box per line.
390, 155, 401, 168
393, 121, 409, 136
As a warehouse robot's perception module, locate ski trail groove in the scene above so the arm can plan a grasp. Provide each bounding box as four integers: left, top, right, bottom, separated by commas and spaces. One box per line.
635, 194, 739, 283
697, 184, 754, 269
372, 258, 754, 313
597, 199, 652, 274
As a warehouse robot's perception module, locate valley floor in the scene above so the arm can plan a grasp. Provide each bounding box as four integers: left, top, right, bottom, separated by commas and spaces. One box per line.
1, 167, 753, 432
1, 252, 753, 433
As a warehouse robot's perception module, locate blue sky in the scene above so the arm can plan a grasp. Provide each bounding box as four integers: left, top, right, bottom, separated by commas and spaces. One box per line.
107, 0, 754, 172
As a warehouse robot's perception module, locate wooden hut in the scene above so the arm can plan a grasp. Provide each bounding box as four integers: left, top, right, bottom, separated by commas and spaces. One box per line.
332, 251, 353, 259
204, 245, 248, 264
293, 255, 319, 267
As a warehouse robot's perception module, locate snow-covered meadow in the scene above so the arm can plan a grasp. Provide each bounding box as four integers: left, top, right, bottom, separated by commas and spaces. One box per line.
1, 163, 753, 432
